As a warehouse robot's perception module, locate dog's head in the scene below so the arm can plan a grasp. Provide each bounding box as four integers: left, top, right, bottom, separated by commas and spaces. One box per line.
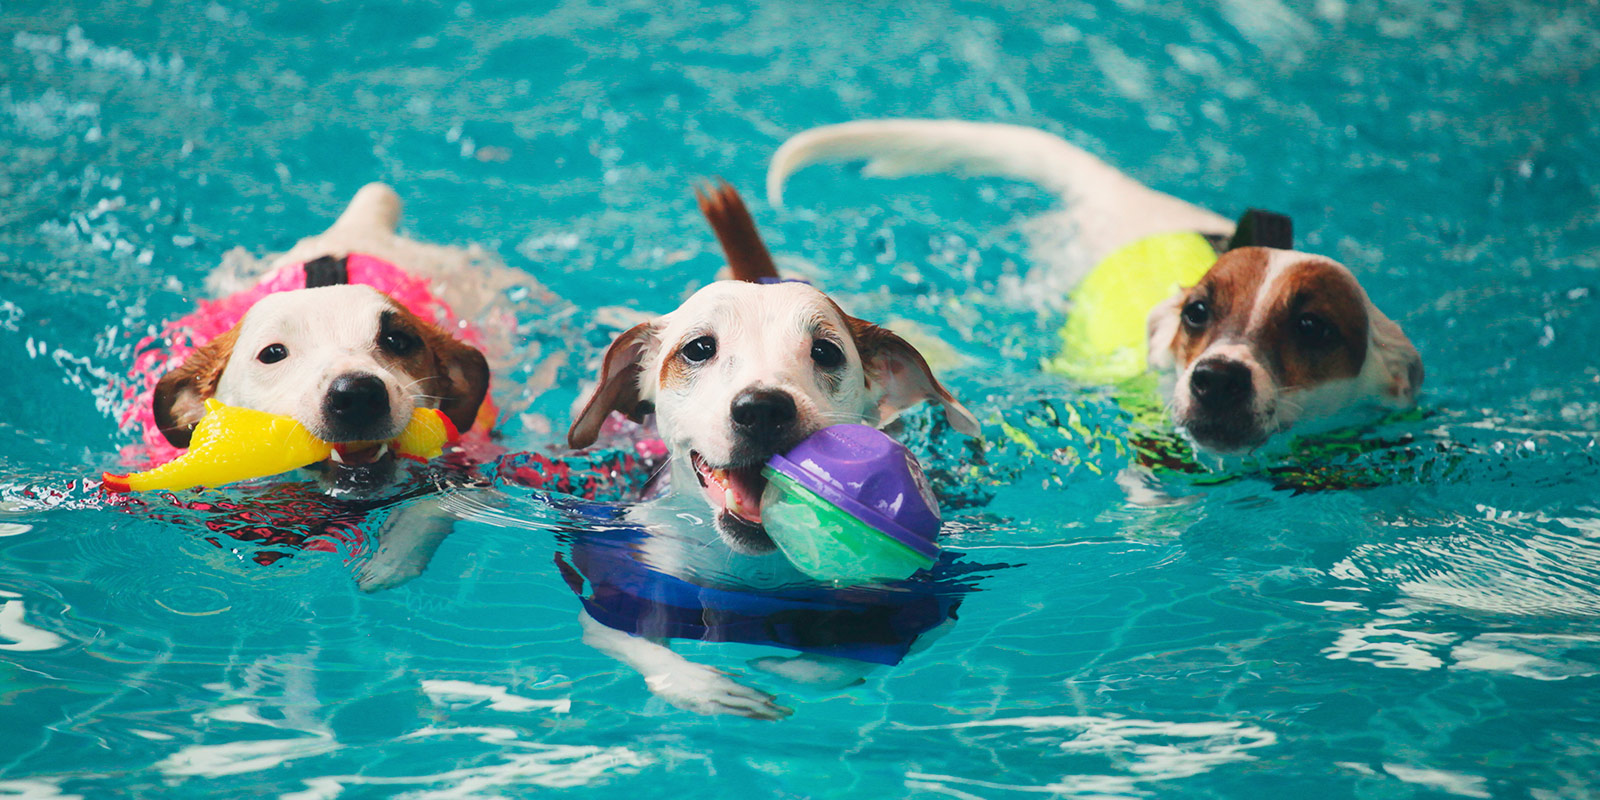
568, 182, 978, 551
1147, 247, 1422, 453
154, 284, 489, 476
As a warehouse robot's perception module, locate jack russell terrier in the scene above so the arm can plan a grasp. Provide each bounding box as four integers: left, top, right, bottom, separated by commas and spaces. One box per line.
121, 183, 516, 589
568, 182, 980, 549
766, 120, 1423, 454
560, 182, 980, 719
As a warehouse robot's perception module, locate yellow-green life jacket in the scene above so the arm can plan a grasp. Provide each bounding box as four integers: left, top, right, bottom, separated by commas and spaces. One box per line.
1046, 231, 1219, 384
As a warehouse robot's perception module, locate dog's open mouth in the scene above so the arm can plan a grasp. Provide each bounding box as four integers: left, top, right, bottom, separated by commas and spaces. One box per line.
314, 440, 403, 495
328, 441, 395, 468
690, 451, 768, 526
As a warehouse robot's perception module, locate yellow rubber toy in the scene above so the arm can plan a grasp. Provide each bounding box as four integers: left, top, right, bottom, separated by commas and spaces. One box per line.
104, 399, 457, 493
1046, 231, 1218, 384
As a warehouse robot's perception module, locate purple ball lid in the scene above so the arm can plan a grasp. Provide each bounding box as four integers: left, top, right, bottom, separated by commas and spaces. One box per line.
766, 424, 942, 558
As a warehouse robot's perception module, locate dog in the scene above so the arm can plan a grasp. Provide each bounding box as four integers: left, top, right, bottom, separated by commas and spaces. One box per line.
125, 183, 510, 589
568, 182, 979, 549
766, 119, 1423, 454
560, 182, 979, 719
153, 283, 487, 465
146, 184, 491, 484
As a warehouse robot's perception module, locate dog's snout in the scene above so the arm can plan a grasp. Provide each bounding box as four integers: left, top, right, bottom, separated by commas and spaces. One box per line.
730, 388, 797, 440
325, 374, 390, 422
1189, 359, 1252, 411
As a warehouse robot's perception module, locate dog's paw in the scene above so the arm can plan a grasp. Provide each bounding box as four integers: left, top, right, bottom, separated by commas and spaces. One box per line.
356, 552, 426, 593
643, 663, 793, 721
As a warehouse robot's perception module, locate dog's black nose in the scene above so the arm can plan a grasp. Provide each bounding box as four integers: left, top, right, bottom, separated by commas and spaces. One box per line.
325, 374, 390, 423
731, 388, 797, 441
1190, 360, 1253, 411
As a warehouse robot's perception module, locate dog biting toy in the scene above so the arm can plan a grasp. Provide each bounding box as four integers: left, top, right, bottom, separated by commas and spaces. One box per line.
103, 399, 457, 493
759, 424, 943, 584
118, 252, 493, 467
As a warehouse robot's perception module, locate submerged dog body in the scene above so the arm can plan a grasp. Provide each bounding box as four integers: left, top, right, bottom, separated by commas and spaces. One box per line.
767, 119, 1423, 452
563, 184, 978, 718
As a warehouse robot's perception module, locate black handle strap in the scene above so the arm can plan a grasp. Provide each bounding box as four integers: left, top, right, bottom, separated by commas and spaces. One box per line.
1226, 209, 1293, 251
303, 254, 351, 288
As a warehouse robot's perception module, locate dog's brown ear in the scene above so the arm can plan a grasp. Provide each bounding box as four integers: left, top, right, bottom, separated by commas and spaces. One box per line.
568, 322, 659, 449
423, 328, 491, 433
847, 316, 980, 436
152, 326, 241, 448
1369, 306, 1423, 405
696, 179, 779, 283
381, 305, 491, 433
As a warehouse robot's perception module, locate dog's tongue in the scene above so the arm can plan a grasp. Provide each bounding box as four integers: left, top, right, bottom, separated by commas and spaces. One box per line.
703, 464, 766, 524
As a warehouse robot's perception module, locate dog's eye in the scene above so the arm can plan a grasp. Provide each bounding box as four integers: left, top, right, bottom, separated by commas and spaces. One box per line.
1296, 313, 1338, 346
811, 339, 845, 369
380, 329, 420, 356
681, 335, 717, 363
1181, 300, 1210, 329
257, 344, 288, 364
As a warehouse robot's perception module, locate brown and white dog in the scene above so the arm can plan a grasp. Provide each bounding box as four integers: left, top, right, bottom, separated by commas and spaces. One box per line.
153, 284, 488, 462
151, 185, 491, 480
140, 183, 517, 591
767, 120, 1423, 453
562, 183, 977, 719
1147, 246, 1421, 452
569, 182, 978, 550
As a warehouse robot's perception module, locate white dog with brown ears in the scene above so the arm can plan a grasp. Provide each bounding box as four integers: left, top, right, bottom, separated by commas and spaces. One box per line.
136, 183, 540, 591
569, 181, 978, 550
767, 120, 1422, 454
562, 182, 978, 719
151, 184, 491, 468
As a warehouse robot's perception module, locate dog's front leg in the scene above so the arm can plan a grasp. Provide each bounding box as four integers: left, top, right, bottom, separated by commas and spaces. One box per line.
578, 611, 793, 720
357, 495, 457, 593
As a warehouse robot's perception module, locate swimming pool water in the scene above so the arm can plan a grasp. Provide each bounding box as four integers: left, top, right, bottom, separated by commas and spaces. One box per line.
3, 0, 1600, 797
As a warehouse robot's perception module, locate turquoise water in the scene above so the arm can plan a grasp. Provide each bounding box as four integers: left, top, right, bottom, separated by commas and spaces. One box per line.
3, 0, 1600, 796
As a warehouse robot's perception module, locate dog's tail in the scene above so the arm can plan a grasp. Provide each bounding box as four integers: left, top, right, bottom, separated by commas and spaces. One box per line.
696, 180, 780, 283
331, 182, 403, 234
766, 119, 1232, 260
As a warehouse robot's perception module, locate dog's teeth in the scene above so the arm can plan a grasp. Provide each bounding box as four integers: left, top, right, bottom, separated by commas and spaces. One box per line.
375, 443, 390, 460
329, 449, 345, 464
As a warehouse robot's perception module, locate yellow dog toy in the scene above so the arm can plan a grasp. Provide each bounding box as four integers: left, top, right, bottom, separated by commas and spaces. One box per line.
103, 399, 457, 493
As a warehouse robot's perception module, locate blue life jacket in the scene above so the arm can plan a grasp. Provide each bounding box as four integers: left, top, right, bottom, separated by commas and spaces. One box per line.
553, 501, 983, 666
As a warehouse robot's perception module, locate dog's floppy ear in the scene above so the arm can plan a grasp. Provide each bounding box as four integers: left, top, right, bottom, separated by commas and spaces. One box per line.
847, 316, 979, 436
696, 179, 780, 283
381, 305, 491, 433
421, 327, 491, 433
568, 322, 659, 449
1368, 306, 1423, 405
1145, 289, 1185, 371
152, 326, 241, 448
